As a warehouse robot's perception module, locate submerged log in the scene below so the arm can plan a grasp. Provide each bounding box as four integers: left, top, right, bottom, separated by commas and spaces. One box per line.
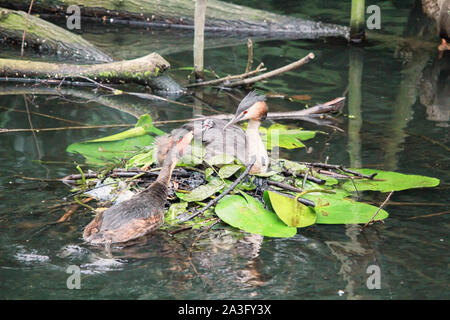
0, 53, 172, 88
0, 0, 349, 39
0, 7, 112, 62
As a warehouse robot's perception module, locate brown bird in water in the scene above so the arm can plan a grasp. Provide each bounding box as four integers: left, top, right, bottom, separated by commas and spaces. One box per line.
154, 91, 269, 174
82, 130, 194, 245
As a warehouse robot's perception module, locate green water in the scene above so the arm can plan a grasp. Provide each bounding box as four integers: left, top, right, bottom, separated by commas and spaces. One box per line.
0, 1, 448, 299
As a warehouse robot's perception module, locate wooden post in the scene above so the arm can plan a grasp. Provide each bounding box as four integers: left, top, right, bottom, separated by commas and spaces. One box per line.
349, 0, 365, 43
194, 0, 207, 80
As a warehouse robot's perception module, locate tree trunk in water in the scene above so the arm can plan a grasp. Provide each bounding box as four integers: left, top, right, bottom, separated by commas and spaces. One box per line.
0, 7, 112, 62
0, 53, 171, 87
0, 0, 349, 39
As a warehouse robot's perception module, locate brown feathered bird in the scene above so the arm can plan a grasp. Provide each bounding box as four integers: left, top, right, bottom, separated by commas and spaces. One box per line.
154, 91, 269, 174
83, 131, 194, 245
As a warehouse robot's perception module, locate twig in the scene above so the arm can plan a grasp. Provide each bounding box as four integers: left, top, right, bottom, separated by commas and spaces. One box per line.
227, 52, 315, 87
282, 169, 326, 185
267, 189, 316, 207
23, 94, 41, 159
20, 0, 35, 57
180, 158, 256, 222
350, 178, 360, 199
307, 162, 377, 179
185, 63, 266, 88
407, 210, 450, 220
0, 106, 86, 125
267, 180, 303, 193
360, 191, 394, 231
0, 124, 132, 133
56, 197, 93, 223
187, 218, 220, 282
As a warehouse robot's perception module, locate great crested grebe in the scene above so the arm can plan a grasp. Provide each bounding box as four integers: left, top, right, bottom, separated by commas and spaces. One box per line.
154, 91, 269, 174
83, 130, 194, 245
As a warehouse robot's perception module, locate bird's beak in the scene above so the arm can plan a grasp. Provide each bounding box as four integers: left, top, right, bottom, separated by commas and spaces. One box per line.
175, 131, 194, 158
222, 114, 243, 131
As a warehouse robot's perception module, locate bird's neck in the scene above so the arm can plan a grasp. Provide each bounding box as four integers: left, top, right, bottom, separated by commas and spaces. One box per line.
245, 119, 268, 173
155, 158, 177, 186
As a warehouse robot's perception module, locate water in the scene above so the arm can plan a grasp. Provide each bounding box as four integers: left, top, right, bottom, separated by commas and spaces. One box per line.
0, 1, 448, 299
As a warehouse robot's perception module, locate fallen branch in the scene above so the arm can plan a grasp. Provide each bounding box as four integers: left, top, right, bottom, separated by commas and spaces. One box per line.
407, 210, 450, 220
228, 53, 315, 87
1, 0, 349, 39
0, 52, 170, 87
0, 7, 111, 62
267, 189, 316, 207
360, 191, 394, 231
56, 197, 93, 223
306, 162, 378, 180
186, 63, 266, 88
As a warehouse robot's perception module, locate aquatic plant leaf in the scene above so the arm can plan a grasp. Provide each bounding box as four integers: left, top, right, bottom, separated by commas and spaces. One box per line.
66, 114, 163, 165
89, 114, 164, 142
166, 202, 188, 223
341, 169, 440, 192
281, 159, 308, 172
265, 191, 317, 227
176, 177, 225, 202
215, 192, 297, 238
263, 124, 317, 150
302, 192, 389, 224
206, 154, 239, 166
67, 135, 154, 165
218, 164, 243, 179
205, 167, 215, 181
127, 149, 154, 168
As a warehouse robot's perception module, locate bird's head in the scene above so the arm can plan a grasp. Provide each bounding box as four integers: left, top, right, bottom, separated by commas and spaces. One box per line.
223, 91, 267, 130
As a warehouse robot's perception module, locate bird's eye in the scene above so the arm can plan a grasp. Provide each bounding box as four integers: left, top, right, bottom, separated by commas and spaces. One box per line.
243, 110, 248, 114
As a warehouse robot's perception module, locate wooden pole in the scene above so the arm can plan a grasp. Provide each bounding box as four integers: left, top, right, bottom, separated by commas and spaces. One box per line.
194, 0, 207, 80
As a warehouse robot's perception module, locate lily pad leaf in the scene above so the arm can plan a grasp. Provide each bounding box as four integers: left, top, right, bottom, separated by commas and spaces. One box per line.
218, 164, 243, 179
215, 191, 297, 238
176, 177, 225, 202
341, 169, 440, 192
66, 114, 163, 165
89, 114, 164, 142
166, 201, 188, 224
302, 192, 389, 224
263, 124, 317, 150
127, 149, 154, 168
67, 135, 154, 165
265, 191, 317, 227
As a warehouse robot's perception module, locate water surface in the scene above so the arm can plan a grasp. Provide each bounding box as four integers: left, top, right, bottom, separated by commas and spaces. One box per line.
0, 1, 448, 299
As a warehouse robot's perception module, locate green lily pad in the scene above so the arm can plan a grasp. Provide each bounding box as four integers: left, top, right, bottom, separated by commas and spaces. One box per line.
67, 135, 154, 165
215, 191, 297, 238
166, 201, 188, 223
265, 191, 317, 227
127, 149, 154, 168
302, 192, 389, 224
263, 124, 317, 150
66, 114, 163, 165
218, 164, 243, 179
341, 169, 440, 192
